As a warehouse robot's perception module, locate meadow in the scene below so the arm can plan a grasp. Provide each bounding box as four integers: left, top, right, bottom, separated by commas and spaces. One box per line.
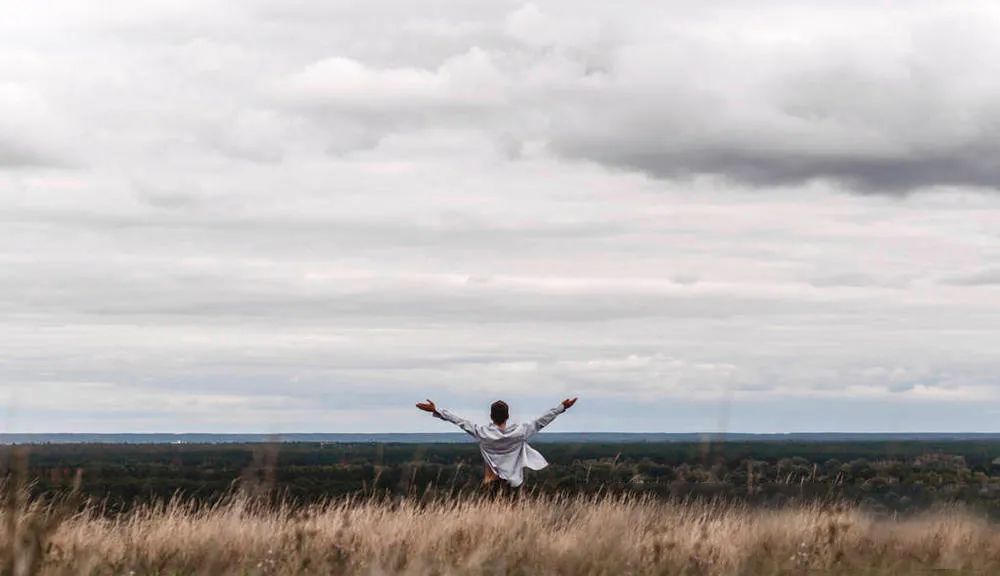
6, 441, 1000, 574
5, 490, 1000, 575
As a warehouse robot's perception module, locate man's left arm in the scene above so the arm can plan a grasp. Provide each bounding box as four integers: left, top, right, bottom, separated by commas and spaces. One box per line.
525, 397, 577, 438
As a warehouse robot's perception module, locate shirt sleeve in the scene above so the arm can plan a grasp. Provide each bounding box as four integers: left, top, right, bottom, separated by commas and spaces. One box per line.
435, 409, 481, 439
524, 403, 566, 438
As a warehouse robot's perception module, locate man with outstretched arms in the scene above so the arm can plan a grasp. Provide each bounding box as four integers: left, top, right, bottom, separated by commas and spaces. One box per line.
416, 397, 578, 487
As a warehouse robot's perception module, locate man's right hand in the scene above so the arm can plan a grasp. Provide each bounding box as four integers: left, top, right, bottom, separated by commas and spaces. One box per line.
562, 397, 578, 409
416, 399, 437, 414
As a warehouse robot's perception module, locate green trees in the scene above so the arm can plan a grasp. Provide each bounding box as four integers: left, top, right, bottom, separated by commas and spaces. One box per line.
7, 441, 1000, 516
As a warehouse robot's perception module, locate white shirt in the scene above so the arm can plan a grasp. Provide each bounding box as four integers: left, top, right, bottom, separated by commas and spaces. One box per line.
436, 403, 566, 487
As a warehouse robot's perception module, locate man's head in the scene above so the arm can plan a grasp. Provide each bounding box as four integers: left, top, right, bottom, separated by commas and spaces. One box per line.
490, 400, 509, 425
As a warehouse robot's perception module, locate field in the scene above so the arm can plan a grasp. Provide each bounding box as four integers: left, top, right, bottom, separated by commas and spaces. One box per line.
6, 441, 1000, 574
6, 491, 1000, 575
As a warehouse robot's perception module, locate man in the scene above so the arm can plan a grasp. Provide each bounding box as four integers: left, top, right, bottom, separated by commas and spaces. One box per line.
415, 397, 578, 488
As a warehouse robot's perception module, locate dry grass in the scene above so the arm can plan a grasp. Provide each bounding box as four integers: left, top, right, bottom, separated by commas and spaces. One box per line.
4, 489, 1000, 576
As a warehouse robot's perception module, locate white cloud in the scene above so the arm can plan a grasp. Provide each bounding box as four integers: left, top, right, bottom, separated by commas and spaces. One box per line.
282, 48, 505, 110
2, 0, 1000, 432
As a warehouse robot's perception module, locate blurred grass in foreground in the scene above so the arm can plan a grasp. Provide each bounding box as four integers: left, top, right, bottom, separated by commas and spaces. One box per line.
3, 484, 1000, 575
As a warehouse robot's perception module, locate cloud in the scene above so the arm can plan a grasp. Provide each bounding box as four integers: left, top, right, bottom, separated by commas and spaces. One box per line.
275, 48, 509, 153
942, 268, 1000, 286
263, 2, 1000, 193
0, 83, 68, 168
10, 0, 991, 193
4, 0, 1000, 432
281, 49, 505, 110
0, 138, 54, 168
807, 273, 911, 289
526, 2, 1000, 193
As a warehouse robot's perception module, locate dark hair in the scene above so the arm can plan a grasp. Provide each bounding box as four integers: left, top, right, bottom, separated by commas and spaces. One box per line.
490, 400, 509, 425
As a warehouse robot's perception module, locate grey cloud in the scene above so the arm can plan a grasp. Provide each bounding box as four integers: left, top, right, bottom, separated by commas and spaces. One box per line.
0, 80, 73, 169
0, 137, 62, 168
0, 258, 865, 326
0, 208, 627, 251
807, 273, 911, 289
132, 181, 203, 210
555, 139, 1000, 194
943, 268, 1000, 286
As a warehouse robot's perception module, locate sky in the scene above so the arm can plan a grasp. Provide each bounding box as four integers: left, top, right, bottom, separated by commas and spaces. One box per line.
3, 0, 1000, 433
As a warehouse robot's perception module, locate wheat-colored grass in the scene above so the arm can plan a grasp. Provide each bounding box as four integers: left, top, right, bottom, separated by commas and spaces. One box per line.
5, 491, 1000, 575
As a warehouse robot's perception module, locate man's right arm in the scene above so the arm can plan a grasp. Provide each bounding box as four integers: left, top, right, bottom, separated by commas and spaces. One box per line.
435, 409, 481, 439
416, 399, 480, 438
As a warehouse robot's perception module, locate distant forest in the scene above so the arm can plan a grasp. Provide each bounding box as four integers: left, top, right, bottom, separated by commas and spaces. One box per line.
8, 441, 1000, 516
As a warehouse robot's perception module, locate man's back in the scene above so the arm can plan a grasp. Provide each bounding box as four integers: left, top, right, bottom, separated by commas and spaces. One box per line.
417, 399, 577, 487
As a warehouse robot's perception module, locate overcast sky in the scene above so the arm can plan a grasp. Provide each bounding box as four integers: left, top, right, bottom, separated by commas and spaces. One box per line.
3, 0, 1000, 433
